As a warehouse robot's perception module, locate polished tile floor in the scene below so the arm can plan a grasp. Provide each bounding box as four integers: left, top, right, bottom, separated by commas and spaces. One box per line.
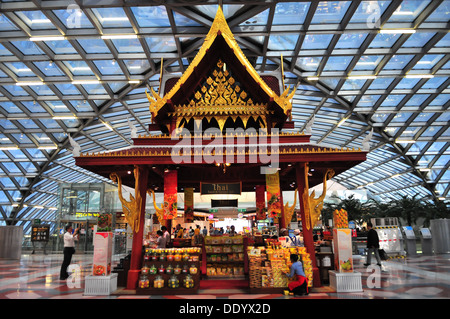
0, 253, 448, 299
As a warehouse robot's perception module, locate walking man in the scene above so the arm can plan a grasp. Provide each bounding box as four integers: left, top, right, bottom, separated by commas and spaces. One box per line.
364, 222, 381, 267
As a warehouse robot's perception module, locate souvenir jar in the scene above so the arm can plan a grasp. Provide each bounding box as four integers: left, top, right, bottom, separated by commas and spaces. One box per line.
174, 264, 182, 275
158, 264, 165, 274
149, 264, 157, 275
138, 274, 149, 288
168, 275, 179, 288
174, 251, 182, 262
189, 264, 198, 275
159, 251, 166, 262
151, 250, 159, 261
153, 275, 164, 288
167, 251, 174, 262
182, 252, 190, 261
183, 274, 194, 288
166, 264, 174, 275
182, 264, 188, 274
141, 264, 150, 275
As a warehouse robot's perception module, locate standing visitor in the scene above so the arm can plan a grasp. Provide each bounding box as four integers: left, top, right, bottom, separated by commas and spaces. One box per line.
364, 222, 381, 267
161, 226, 170, 247
60, 225, 80, 280
202, 226, 208, 236
156, 230, 166, 248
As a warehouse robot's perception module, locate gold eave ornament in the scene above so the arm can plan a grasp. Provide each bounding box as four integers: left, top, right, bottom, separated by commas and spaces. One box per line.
145, 6, 295, 120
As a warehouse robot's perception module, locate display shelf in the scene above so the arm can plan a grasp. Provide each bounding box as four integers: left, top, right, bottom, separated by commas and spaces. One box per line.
203, 235, 247, 277
137, 247, 201, 295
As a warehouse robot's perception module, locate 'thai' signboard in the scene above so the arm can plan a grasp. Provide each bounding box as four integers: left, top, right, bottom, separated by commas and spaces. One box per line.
200, 182, 241, 195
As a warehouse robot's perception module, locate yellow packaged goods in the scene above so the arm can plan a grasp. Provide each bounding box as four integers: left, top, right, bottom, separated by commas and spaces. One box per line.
333, 208, 349, 228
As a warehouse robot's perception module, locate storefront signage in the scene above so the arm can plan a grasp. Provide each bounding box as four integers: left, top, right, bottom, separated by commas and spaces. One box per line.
201, 182, 241, 195
31, 225, 50, 242
211, 199, 238, 208
76, 212, 100, 218
184, 187, 194, 223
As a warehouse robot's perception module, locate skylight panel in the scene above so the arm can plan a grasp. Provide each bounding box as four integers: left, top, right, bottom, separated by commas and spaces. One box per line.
10, 40, 45, 55
130, 6, 171, 27
268, 34, 299, 50
383, 55, 414, 70
310, 1, 351, 24
111, 38, 144, 53
368, 33, 401, 48
402, 32, 436, 48
301, 34, 333, 50
173, 11, 202, 27
348, 1, 391, 24
323, 56, 354, 71
91, 7, 132, 28
53, 8, 94, 29
386, 0, 432, 23
0, 14, 19, 31
272, 2, 311, 25
33, 61, 65, 77
145, 36, 177, 52
15, 11, 57, 30
334, 33, 368, 49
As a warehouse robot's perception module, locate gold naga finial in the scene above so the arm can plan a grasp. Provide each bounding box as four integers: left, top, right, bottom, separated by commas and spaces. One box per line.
147, 188, 165, 224
274, 85, 296, 116
145, 87, 164, 121
110, 169, 143, 233
306, 168, 335, 229
284, 188, 298, 227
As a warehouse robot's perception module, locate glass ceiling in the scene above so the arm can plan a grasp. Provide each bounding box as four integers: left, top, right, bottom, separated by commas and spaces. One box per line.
0, 0, 449, 232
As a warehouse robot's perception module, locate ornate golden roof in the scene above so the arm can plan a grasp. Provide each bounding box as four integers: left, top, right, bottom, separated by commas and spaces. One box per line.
146, 6, 295, 123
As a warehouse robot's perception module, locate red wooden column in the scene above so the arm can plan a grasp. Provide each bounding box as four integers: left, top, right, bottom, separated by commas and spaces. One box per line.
127, 165, 149, 289
279, 190, 286, 229
295, 162, 321, 287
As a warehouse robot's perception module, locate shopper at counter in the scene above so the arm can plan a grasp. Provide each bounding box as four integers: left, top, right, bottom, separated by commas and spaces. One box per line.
156, 230, 166, 248
284, 254, 308, 296
161, 226, 170, 247
290, 229, 304, 247
59, 225, 80, 280
279, 228, 291, 248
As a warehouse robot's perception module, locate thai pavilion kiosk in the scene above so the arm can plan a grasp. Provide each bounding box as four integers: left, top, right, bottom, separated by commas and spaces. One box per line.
74, 8, 367, 290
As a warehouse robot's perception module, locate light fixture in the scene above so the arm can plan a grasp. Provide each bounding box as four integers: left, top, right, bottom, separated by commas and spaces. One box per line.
128, 80, 140, 84
52, 115, 77, 120
16, 81, 44, 86
396, 139, 416, 144
0, 146, 19, 150
72, 80, 100, 85
101, 120, 114, 131
307, 76, 319, 81
30, 36, 65, 41
405, 74, 434, 79
101, 34, 138, 40
379, 29, 416, 34
337, 117, 348, 127
347, 75, 377, 80
38, 145, 58, 150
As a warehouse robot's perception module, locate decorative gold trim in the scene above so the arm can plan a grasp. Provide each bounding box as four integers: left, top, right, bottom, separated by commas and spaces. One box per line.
81, 145, 363, 158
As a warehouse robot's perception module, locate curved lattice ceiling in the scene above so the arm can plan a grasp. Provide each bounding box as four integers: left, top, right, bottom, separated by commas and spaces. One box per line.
0, 1, 449, 229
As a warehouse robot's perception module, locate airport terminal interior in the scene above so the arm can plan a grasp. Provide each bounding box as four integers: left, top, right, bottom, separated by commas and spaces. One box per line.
0, 0, 449, 301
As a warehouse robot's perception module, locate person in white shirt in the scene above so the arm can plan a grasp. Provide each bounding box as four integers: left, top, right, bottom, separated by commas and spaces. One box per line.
161, 226, 170, 248
290, 229, 304, 247
59, 225, 80, 280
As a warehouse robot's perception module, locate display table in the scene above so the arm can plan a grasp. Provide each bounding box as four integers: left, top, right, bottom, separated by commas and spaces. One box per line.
329, 270, 362, 292
84, 273, 118, 296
